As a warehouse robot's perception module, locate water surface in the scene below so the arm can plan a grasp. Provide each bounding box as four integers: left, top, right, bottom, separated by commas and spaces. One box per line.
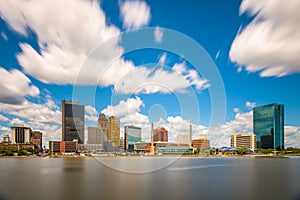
0, 157, 299, 200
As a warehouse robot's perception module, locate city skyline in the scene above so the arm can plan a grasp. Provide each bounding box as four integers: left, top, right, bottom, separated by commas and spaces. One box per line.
0, 1, 299, 148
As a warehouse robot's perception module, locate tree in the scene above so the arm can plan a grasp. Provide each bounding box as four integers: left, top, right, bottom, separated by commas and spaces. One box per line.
237, 146, 248, 155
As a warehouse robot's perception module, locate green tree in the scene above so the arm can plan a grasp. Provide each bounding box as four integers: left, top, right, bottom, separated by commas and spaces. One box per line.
237, 146, 248, 155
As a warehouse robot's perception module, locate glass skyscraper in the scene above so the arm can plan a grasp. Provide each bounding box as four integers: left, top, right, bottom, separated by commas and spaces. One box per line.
253, 103, 284, 150
125, 126, 141, 152
62, 100, 85, 144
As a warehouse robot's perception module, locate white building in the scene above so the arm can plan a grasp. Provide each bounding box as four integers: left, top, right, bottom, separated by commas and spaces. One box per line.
231, 133, 256, 151
11, 126, 31, 144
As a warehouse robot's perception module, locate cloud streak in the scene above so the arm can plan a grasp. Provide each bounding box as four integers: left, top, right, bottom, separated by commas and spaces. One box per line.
230, 0, 300, 77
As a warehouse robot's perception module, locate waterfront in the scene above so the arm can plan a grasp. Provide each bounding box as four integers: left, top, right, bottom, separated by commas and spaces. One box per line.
0, 157, 300, 200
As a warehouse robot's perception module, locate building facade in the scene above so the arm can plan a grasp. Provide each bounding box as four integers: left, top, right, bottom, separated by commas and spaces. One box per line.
98, 114, 120, 148
153, 127, 168, 142
11, 126, 31, 144
98, 114, 108, 137
192, 135, 210, 150
253, 103, 284, 150
49, 141, 77, 153
231, 133, 256, 151
62, 100, 85, 144
108, 116, 120, 147
31, 131, 43, 149
87, 127, 107, 145
124, 125, 142, 152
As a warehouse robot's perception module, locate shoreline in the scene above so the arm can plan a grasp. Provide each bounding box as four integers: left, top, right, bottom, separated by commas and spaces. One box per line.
1, 154, 300, 159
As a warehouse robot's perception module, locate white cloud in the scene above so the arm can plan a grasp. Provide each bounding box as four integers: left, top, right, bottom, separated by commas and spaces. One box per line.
0, 67, 39, 104
284, 126, 300, 147
246, 101, 256, 109
230, 0, 300, 77
233, 108, 240, 113
114, 62, 210, 94
85, 105, 98, 122
154, 26, 163, 43
0, 0, 125, 85
0, 126, 9, 132
120, 0, 151, 30
158, 53, 167, 66
121, 112, 149, 125
0, 97, 61, 125
215, 50, 220, 60
0, 0, 210, 95
10, 118, 25, 126
1, 32, 7, 41
0, 114, 8, 122
101, 96, 144, 117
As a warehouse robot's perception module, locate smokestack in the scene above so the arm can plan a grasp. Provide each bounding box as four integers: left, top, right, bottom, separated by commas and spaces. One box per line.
151, 122, 154, 146
190, 124, 192, 147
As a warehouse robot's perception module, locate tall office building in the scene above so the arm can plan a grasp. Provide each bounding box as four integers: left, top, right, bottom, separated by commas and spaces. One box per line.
153, 127, 168, 142
231, 133, 256, 151
108, 116, 120, 147
124, 125, 141, 151
11, 126, 31, 144
62, 100, 84, 144
98, 113, 108, 136
253, 103, 284, 150
98, 114, 120, 147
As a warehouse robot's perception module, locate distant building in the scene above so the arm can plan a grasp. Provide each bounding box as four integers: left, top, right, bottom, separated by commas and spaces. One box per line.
176, 134, 190, 145
253, 103, 284, 150
134, 142, 149, 152
2, 135, 11, 144
49, 141, 77, 154
119, 137, 125, 151
98, 113, 108, 137
11, 126, 31, 144
62, 100, 85, 144
125, 125, 141, 152
31, 131, 42, 149
153, 127, 168, 142
87, 127, 107, 145
153, 142, 193, 155
192, 135, 210, 150
78, 144, 103, 152
231, 133, 256, 151
49, 141, 61, 153
108, 116, 120, 147
98, 114, 120, 148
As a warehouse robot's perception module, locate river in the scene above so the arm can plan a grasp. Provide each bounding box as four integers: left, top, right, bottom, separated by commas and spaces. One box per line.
0, 156, 299, 200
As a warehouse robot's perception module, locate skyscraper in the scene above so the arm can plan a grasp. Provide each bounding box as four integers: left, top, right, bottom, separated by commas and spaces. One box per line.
62, 100, 84, 144
124, 125, 141, 152
108, 116, 120, 147
253, 103, 284, 150
98, 114, 120, 148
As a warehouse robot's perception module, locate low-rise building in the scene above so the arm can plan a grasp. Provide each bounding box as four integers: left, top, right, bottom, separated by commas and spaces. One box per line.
192, 135, 210, 150
49, 141, 77, 154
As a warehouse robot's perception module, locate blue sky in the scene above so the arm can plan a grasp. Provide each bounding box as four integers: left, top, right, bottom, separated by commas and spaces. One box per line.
0, 0, 299, 147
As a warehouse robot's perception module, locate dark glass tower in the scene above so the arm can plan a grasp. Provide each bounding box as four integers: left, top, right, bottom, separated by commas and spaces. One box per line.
253, 103, 284, 150
62, 100, 84, 144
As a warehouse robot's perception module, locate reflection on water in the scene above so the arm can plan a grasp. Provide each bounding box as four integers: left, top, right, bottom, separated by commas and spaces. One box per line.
0, 157, 300, 200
